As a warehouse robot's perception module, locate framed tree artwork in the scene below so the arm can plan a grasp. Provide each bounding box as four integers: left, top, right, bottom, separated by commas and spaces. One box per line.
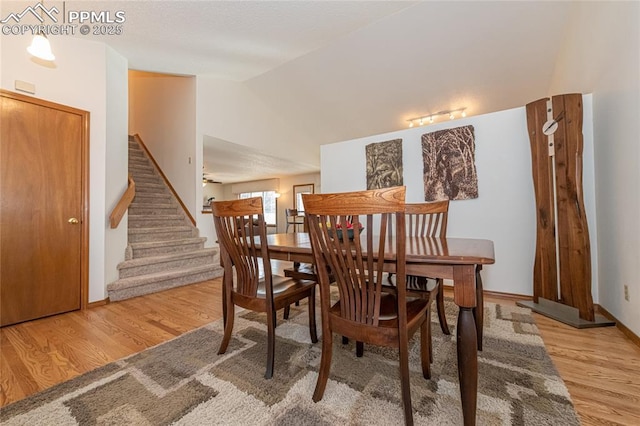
422, 125, 478, 201
366, 138, 403, 190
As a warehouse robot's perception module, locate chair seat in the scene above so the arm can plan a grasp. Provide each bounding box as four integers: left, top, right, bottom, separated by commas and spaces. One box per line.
330, 295, 429, 329
257, 275, 303, 295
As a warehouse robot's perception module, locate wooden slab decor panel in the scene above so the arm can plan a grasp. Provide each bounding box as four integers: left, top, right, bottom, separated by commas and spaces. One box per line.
525, 93, 594, 323
525, 98, 558, 303
551, 94, 594, 321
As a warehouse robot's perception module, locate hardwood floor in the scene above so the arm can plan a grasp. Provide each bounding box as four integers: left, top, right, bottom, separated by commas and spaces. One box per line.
0, 279, 223, 407
482, 291, 640, 426
1, 278, 639, 425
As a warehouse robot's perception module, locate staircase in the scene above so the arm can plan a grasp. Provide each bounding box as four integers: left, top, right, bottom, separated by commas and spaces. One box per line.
107, 136, 222, 301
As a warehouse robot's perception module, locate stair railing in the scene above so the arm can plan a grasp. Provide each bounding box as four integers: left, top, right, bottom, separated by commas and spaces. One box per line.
110, 174, 136, 228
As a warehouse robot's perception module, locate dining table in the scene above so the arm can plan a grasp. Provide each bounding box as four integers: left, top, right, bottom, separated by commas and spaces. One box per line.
264, 232, 495, 426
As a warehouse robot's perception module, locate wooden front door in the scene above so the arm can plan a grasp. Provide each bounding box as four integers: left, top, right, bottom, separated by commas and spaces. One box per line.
0, 90, 89, 326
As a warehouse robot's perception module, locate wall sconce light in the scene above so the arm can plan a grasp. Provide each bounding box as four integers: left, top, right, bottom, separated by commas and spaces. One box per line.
406, 107, 467, 128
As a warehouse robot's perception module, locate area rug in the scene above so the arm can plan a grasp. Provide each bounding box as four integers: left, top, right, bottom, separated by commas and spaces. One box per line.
0, 298, 580, 425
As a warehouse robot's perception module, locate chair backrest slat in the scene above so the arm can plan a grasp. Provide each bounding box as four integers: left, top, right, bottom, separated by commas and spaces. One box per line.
304, 187, 406, 326
404, 200, 449, 238
211, 197, 271, 297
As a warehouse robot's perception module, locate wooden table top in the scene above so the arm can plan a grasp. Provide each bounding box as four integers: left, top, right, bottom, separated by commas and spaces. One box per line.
266, 233, 495, 266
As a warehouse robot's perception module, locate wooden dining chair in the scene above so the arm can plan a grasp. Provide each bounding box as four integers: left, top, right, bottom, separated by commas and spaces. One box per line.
285, 208, 302, 233
212, 197, 318, 379
385, 201, 451, 336
303, 186, 431, 426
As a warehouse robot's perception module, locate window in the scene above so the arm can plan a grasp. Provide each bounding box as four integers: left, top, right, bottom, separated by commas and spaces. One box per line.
239, 191, 277, 225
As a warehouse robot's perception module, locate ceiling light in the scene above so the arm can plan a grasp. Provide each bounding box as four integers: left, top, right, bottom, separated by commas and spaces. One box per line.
27, 32, 55, 61
406, 108, 467, 128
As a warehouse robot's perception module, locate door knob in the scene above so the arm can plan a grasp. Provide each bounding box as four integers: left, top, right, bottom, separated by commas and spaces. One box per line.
68, 218, 79, 224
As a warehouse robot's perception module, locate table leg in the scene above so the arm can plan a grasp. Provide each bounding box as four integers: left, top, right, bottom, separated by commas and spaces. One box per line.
457, 307, 478, 426
453, 264, 478, 426
473, 266, 484, 351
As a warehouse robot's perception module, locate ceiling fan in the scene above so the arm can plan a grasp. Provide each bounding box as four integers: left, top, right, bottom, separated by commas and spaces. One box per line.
202, 174, 222, 186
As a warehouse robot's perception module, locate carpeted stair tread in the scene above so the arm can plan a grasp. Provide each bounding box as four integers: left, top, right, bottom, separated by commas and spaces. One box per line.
135, 186, 168, 193
129, 170, 157, 180
130, 237, 207, 250
133, 175, 161, 184
128, 214, 188, 227
111, 263, 219, 286
130, 172, 157, 181
129, 204, 179, 212
118, 248, 217, 268
127, 238, 207, 259
129, 237, 207, 258
132, 193, 172, 201
128, 205, 179, 215
128, 213, 185, 220
118, 247, 217, 278
130, 167, 155, 174
129, 155, 149, 164
117, 248, 217, 278
129, 165, 156, 175
130, 172, 157, 180
135, 181, 167, 189
128, 225, 193, 234
129, 161, 151, 169
107, 263, 222, 301
127, 226, 197, 242
129, 201, 176, 209
131, 197, 178, 207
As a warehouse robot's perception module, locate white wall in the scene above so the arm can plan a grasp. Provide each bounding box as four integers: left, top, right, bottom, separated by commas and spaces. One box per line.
549, 2, 639, 335
128, 71, 197, 218
104, 47, 129, 291
195, 76, 317, 166
321, 102, 598, 300
1, 36, 129, 302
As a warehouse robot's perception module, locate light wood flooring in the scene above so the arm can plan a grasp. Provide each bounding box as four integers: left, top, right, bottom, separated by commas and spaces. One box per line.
1, 277, 639, 425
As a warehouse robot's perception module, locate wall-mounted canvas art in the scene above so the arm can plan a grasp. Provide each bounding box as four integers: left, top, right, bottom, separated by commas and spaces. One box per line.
422, 125, 478, 201
366, 138, 403, 190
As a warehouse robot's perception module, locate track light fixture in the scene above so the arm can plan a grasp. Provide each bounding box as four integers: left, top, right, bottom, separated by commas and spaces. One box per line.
406, 108, 467, 127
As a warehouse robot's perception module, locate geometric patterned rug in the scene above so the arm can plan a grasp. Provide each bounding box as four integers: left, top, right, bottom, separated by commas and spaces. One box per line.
0, 298, 580, 425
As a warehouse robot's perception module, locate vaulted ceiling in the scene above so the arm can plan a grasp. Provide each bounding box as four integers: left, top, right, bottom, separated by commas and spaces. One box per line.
68, 1, 580, 182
